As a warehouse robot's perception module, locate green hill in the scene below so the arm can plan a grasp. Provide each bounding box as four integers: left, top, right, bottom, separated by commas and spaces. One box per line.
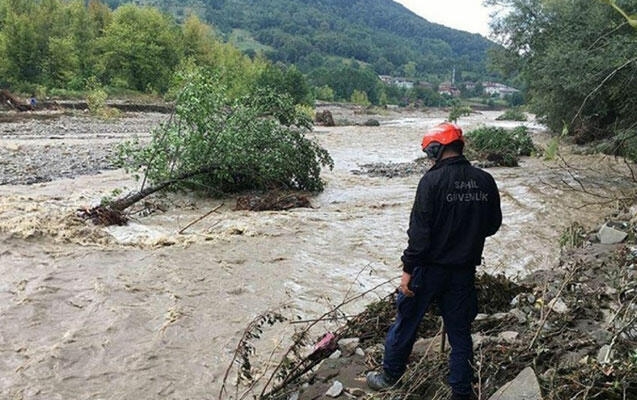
102, 0, 496, 82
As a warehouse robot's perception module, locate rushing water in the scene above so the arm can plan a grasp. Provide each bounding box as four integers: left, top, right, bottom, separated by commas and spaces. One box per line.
0, 110, 632, 399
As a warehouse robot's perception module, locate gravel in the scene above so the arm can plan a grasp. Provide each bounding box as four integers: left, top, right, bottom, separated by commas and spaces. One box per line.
0, 111, 165, 185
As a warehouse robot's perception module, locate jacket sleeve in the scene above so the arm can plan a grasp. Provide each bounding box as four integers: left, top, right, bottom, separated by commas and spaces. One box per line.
485, 175, 502, 237
401, 177, 433, 274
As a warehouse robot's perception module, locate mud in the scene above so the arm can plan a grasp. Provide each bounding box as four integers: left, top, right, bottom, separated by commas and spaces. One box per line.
0, 107, 634, 399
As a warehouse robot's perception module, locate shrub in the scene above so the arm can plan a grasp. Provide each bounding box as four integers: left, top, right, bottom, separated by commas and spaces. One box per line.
595, 128, 637, 162
448, 103, 472, 123
350, 89, 370, 106
465, 126, 536, 167
496, 108, 527, 121
86, 87, 108, 114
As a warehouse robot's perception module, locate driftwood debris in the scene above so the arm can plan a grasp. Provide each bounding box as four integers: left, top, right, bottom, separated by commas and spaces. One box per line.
235, 192, 312, 211
178, 203, 224, 234
0, 90, 33, 111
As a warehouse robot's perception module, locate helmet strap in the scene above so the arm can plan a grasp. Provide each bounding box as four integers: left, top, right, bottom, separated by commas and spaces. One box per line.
424, 143, 444, 161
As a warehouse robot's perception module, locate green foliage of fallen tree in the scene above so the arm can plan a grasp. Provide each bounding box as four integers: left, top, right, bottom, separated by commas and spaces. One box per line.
117, 67, 333, 196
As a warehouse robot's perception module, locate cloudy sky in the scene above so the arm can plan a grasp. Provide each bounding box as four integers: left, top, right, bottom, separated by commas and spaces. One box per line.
394, 0, 497, 36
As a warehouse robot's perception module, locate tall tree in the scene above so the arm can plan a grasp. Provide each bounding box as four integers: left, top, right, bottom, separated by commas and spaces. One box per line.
98, 4, 182, 92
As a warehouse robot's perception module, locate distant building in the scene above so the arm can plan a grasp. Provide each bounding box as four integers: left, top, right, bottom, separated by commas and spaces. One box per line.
438, 82, 460, 97
483, 82, 520, 98
463, 82, 477, 91
379, 75, 415, 89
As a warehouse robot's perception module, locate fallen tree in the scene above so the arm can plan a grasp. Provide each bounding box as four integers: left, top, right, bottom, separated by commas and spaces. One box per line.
78, 67, 333, 224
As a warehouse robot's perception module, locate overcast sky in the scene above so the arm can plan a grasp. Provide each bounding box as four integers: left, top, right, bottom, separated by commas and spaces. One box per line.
394, 0, 496, 36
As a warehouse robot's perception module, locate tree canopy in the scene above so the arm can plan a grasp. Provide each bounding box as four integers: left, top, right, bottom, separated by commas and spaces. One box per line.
0, 0, 269, 98
488, 0, 636, 159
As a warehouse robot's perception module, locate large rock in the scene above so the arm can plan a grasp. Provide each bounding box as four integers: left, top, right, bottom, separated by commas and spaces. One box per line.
488, 367, 542, 400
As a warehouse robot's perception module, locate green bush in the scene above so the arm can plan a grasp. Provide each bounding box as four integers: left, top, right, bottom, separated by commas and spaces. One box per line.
465, 126, 536, 167
117, 68, 333, 195
86, 87, 108, 115
448, 103, 472, 123
495, 108, 527, 121
595, 129, 637, 162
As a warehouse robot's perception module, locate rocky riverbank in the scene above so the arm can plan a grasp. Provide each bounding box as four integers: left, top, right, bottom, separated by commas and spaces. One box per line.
250, 207, 637, 400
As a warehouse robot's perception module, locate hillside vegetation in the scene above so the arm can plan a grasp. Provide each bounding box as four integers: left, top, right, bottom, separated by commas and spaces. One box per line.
0, 0, 501, 108
101, 0, 496, 82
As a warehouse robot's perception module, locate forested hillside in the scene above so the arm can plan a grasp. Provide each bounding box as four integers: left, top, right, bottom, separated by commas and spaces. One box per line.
102, 0, 495, 81
0, 1, 267, 97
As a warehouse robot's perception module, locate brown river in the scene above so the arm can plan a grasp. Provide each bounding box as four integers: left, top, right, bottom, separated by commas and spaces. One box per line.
0, 108, 633, 399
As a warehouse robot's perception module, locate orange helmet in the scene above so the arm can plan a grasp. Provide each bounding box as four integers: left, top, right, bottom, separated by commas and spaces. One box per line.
421, 122, 464, 159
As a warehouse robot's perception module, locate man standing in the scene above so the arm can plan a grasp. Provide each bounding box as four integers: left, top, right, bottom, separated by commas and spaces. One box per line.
367, 122, 502, 400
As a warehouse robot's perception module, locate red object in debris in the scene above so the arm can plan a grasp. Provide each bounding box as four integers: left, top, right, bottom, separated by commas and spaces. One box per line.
314, 332, 337, 351
309, 332, 338, 360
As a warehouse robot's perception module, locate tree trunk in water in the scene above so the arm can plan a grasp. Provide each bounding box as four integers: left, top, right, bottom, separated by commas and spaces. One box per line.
80, 165, 218, 225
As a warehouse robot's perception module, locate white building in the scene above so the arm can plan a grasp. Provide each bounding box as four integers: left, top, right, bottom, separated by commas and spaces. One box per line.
483, 82, 520, 98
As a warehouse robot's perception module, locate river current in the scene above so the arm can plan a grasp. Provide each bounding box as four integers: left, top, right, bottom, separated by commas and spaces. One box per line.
0, 110, 632, 399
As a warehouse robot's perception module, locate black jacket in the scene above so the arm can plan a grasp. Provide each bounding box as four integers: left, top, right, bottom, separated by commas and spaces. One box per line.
401, 155, 502, 274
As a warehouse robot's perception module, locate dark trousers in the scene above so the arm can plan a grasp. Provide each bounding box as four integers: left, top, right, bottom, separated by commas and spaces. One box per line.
383, 264, 478, 395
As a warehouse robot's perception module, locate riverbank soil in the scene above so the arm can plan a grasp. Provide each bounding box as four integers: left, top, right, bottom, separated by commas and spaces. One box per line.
0, 105, 635, 399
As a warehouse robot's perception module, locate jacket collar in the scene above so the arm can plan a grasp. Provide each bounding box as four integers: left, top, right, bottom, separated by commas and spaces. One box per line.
428, 155, 470, 172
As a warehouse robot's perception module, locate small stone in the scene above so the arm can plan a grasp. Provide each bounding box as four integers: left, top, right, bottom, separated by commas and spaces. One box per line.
475, 313, 489, 321
492, 312, 508, 320
472, 332, 487, 349
487, 367, 542, 400
345, 387, 366, 397
326, 380, 344, 397
329, 349, 342, 359
338, 338, 360, 356
288, 391, 299, 400
597, 344, 613, 364
549, 297, 569, 313
355, 347, 365, 357
412, 336, 444, 356
498, 331, 519, 343
509, 308, 527, 323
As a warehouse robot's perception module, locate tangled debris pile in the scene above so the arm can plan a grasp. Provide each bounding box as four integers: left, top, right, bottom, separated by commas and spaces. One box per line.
225, 205, 637, 400
352, 158, 432, 179
235, 192, 313, 211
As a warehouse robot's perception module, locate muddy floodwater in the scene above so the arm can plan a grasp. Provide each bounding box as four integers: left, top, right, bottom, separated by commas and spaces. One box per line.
0, 108, 633, 399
